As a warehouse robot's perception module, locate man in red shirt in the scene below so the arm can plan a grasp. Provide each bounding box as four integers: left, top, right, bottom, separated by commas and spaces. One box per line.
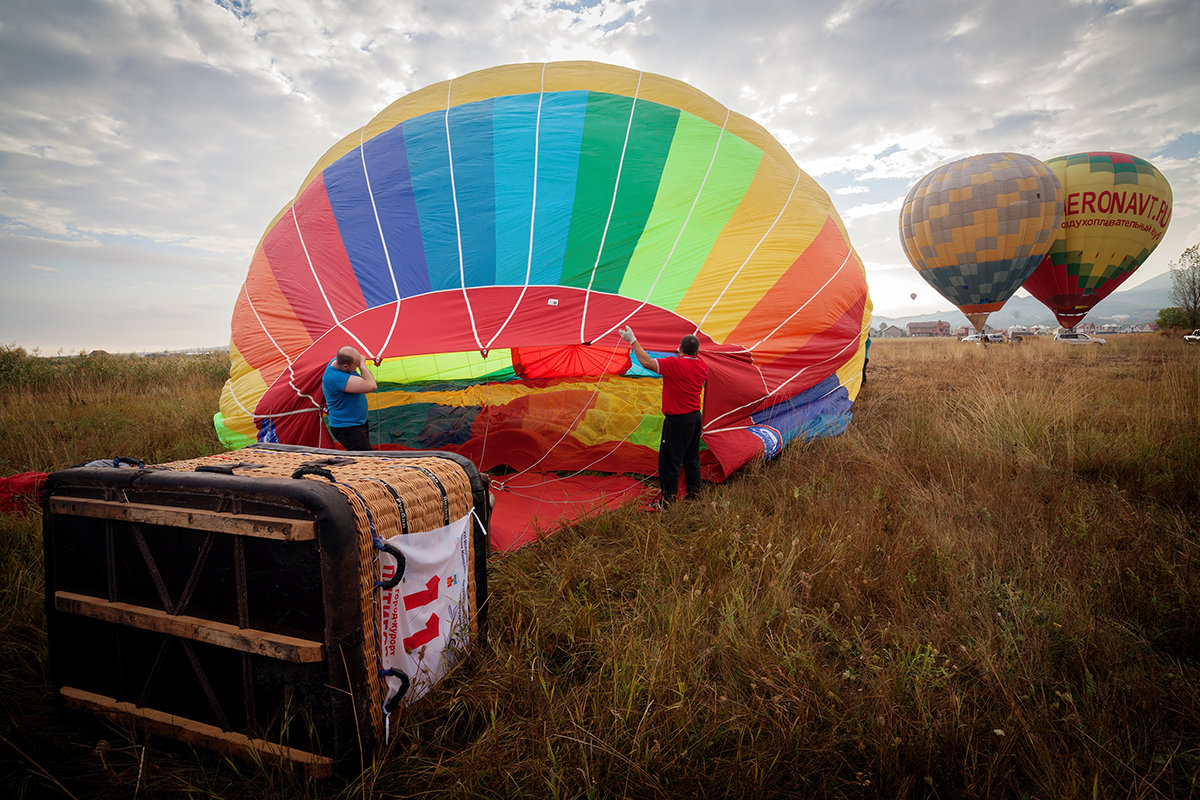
619, 326, 708, 508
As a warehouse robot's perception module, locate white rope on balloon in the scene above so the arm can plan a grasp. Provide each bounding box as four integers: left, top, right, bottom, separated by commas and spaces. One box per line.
589, 108, 733, 346
579, 70, 643, 343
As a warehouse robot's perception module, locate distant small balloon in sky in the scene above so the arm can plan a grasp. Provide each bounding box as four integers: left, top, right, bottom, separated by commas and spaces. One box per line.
910, 292, 917, 300
899, 153, 1063, 332
1022, 152, 1171, 329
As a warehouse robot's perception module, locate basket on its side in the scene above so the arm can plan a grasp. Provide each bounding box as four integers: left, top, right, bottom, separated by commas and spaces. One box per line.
42, 444, 490, 775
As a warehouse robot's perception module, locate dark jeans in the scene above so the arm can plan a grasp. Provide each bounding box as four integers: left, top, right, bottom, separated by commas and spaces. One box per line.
659, 411, 703, 503
330, 423, 371, 451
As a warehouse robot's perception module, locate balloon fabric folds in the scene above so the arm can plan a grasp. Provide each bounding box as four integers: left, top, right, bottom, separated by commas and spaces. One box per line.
1022, 152, 1172, 330
899, 153, 1063, 332
215, 61, 872, 505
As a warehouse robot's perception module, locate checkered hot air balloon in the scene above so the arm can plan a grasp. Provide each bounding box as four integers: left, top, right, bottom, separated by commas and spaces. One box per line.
215, 61, 872, 511
899, 153, 1063, 332
1022, 152, 1172, 330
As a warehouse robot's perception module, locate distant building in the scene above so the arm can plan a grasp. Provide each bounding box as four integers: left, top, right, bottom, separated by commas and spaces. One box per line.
880, 325, 905, 339
907, 320, 951, 337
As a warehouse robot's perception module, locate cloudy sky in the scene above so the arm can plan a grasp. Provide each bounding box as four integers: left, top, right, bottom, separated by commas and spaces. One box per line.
2, 0, 1197, 353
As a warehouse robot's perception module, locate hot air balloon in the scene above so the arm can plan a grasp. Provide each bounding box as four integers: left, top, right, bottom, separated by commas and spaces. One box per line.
1022, 152, 1171, 329
215, 61, 872, 546
910, 293, 917, 300
899, 153, 1063, 331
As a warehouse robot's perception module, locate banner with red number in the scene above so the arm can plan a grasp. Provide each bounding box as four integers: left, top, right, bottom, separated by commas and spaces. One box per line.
378, 512, 473, 718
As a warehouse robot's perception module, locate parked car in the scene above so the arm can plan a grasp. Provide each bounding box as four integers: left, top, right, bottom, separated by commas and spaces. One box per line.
1054, 331, 1107, 345
1185, 329, 1200, 343
961, 333, 1005, 343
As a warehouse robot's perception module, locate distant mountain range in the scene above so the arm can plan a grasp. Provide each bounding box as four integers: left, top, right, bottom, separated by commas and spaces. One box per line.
873, 271, 1174, 331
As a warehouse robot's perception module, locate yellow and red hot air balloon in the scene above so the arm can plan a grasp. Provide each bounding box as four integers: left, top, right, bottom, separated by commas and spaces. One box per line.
899, 153, 1063, 332
1022, 152, 1172, 329
215, 61, 872, 547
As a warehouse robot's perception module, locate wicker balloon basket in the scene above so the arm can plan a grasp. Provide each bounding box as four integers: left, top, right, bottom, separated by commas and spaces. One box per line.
41, 443, 490, 775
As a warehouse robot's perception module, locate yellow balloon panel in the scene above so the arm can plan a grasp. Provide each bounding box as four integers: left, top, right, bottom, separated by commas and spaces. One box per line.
1054, 152, 1172, 289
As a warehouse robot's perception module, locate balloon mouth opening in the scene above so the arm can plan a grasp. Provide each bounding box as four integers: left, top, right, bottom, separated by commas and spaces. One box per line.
365, 342, 637, 392
273, 287, 741, 411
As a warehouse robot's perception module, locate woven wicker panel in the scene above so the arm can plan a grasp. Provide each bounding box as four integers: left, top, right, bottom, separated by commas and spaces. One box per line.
154, 448, 476, 738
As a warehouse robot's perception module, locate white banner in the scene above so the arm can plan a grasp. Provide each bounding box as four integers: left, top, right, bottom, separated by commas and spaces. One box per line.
377, 512, 473, 722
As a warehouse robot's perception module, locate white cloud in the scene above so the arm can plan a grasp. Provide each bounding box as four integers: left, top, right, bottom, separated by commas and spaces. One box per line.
842, 197, 906, 223
0, 0, 1197, 349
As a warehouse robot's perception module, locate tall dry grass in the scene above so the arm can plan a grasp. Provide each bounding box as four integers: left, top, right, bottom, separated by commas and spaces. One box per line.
1, 336, 1198, 798
0, 345, 229, 473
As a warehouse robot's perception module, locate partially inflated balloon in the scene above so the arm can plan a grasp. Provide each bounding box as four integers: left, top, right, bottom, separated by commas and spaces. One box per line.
1022, 152, 1171, 329
899, 153, 1063, 331
215, 61, 871, 488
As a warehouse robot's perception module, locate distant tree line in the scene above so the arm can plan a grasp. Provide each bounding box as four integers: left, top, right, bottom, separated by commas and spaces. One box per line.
1158, 243, 1200, 330
1169, 244, 1200, 328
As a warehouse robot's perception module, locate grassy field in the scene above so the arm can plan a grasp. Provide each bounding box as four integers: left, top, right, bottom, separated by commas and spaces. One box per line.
0, 347, 229, 474
1, 336, 1198, 798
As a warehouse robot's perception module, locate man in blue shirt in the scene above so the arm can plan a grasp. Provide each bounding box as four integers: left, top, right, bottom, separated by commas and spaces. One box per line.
322, 346, 377, 450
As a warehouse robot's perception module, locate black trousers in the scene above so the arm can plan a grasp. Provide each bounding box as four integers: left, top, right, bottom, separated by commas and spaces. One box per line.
330, 423, 371, 451
659, 411, 703, 502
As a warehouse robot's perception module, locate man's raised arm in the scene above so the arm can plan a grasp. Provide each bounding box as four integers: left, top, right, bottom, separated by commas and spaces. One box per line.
619, 327, 658, 372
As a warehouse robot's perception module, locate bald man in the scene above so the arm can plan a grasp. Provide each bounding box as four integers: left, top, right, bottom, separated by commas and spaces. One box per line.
322, 346, 377, 450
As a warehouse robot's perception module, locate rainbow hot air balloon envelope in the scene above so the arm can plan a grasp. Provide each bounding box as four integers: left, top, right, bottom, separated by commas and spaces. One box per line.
215, 61, 872, 548
899, 153, 1063, 332
1022, 152, 1172, 329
